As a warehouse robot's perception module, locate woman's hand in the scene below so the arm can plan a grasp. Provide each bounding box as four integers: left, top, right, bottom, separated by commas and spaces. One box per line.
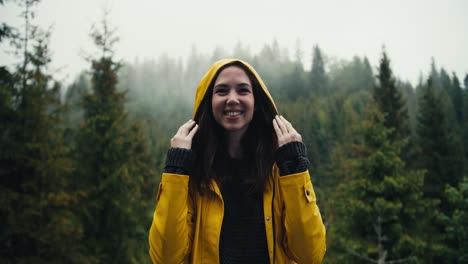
273, 115, 302, 148
170, 119, 199, 149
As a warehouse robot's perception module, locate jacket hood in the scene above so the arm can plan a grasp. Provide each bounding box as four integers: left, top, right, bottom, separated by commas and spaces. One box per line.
193, 58, 278, 118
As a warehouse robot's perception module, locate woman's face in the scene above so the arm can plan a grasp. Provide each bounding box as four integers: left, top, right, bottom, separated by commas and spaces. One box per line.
212, 66, 255, 137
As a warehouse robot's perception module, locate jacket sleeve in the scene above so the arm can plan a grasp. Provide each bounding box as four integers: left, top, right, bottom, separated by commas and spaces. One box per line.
279, 170, 326, 264
148, 173, 195, 263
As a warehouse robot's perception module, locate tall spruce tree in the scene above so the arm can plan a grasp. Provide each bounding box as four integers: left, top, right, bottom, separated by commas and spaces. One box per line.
372, 49, 409, 142
0, 0, 85, 262
310, 45, 328, 95
464, 74, 468, 90
415, 77, 465, 263
449, 73, 464, 124
330, 103, 428, 264
74, 17, 155, 263
282, 60, 306, 100
417, 78, 463, 198
463, 75, 468, 171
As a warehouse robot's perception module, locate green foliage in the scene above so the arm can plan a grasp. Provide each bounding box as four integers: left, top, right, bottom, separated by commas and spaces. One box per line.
415, 75, 466, 263
437, 177, 468, 263
310, 45, 328, 95
328, 56, 374, 93
463, 86, 468, 174
74, 18, 156, 263
328, 104, 428, 263
372, 49, 410, 142
0, 1, 87, 262
281, 60, 306, 100
416, 79, 463, 198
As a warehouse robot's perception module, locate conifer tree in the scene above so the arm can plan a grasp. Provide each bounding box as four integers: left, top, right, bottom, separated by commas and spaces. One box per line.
330, 103, 428, 263
372, 48, 409, 142
282, 59, 306, 100
463, 75, 468, 171
310, 45, 328, 95
0, 0, 85, 262
416, 78, 463, 199
74, 17, 155, 263
437, 177, 468, 263
464, 74, 468, 90
282, 40, 306, 100
453, 74, 464, 122
415, 77, 465, 263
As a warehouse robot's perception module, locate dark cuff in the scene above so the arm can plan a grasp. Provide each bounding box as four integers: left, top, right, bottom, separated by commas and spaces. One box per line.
275, 141, 309, 176
164, 147, 193, 175
275, 141, 307, 164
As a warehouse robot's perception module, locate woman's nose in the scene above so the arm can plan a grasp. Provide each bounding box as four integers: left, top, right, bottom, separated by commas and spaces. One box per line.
226, 90, 239, 104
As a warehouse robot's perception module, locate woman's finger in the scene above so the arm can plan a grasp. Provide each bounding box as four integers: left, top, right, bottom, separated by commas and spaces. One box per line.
275, 115, 289, 133
280, 115, 292, 128
273, 119, 282, 137
282, 117, 298, 134
177, 120, 190, 133
187, 124, 199, 139
179, 120, 196, 134
180, 119, 193, 128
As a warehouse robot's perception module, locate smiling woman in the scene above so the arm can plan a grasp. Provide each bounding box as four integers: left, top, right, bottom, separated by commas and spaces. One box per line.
211, 66, 255, 146
148, 59, 326, 264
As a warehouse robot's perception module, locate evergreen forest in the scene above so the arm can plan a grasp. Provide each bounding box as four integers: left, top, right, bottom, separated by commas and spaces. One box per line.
1, 1, 467, 263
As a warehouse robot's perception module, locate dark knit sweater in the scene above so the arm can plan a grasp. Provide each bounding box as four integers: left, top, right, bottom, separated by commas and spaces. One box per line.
164, 141, 309, 264
217, 157, 269, 264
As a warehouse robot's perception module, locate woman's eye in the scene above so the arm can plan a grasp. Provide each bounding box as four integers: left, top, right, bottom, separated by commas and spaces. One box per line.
215, 89, 227, 95
239, 88, 250, 94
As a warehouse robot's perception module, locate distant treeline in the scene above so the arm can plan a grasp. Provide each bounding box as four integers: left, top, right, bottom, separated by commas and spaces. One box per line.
1, 0, 467, 263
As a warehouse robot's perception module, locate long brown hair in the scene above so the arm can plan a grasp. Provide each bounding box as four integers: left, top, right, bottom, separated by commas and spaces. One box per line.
191, 61, 278, 195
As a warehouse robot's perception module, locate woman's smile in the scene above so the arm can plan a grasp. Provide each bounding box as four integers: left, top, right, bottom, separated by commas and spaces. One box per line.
212, 66, 255, 137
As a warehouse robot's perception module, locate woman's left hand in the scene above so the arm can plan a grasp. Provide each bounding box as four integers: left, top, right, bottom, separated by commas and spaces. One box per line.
273, 115, 302, 148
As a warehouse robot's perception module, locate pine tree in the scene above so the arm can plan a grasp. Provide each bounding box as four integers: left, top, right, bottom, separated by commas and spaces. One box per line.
415, 77, 465, 263
464, 74, 468, 90
448, 73, 466, 174
437, 177, 468, 263
416, 78, 463, 199
463, 76, 468, 173
372, 48, 410, 142
327, 56, 373, 93
310, 45, 328, 95
74, 17, 155, 263
330, 103, 428, 263
282, 59, 306, 100
0, 1, 85, 262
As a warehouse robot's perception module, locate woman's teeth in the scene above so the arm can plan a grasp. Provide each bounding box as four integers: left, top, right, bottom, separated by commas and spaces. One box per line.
225, 111, 241, 116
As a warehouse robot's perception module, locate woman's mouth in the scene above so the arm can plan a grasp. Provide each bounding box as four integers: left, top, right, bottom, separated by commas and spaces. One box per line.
224, 111, 242, 117
224, 111, 243, 119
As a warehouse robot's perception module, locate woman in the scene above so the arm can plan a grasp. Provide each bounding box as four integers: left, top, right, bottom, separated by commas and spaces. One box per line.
149, 59, 326, 263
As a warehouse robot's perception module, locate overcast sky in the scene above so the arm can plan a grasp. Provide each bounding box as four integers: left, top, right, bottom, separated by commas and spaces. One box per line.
1, 0, 467, 86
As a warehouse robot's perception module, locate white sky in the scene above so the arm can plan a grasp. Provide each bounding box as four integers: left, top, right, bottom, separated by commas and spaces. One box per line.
1, 0, 467, 86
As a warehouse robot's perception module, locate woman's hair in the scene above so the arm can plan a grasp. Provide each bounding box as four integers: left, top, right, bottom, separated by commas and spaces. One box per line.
191, 61, 278, 195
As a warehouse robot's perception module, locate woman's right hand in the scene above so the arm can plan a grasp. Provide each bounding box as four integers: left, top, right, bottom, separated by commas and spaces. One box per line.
170, 119, 199, 150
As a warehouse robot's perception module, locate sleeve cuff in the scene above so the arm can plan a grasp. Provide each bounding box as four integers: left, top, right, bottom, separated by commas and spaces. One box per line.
275, 141, 307, 164
164, 147, 193, 174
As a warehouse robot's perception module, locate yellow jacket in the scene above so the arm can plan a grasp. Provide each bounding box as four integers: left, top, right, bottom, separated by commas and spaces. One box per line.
148, 59, 326, 263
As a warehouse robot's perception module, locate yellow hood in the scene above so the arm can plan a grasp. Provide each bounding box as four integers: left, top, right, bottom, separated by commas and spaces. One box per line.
192, 58, 278, 117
